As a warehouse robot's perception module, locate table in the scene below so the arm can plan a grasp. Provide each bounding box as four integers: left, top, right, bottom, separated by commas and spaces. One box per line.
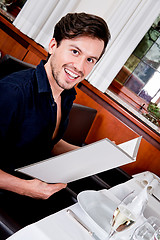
6, 172, 160, 240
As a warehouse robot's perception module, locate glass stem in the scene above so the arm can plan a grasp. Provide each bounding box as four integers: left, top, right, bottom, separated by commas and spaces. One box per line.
106, 229, 116, 239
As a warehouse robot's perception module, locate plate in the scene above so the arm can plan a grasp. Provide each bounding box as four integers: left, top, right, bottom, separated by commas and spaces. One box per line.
77, 189, 121, 234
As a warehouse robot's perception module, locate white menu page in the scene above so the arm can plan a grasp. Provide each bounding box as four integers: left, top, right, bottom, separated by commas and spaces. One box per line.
16, 137, 141, 183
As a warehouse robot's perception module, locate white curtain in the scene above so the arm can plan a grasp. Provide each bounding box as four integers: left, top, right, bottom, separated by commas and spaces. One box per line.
87, 0, 160, 92
13, 0, 79, 49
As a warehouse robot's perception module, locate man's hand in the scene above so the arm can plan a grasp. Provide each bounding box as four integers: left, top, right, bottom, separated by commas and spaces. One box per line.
0, 169, 67, 199
24, 179, 67, 199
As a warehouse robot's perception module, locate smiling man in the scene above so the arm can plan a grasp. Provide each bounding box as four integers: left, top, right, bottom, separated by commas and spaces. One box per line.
0, 13, 110, 200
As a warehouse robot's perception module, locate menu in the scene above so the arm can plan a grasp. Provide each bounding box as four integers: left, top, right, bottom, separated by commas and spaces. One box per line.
16, 137, 142, 183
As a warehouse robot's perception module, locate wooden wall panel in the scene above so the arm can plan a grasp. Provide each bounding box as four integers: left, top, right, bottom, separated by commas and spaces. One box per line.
0, 16, 47, 66
74, 87, 138, 143
27, 45, 48, 59
23, 46, 48, 66
23, 51, 42, 66
74, 87, 160, 177
0, 29, 27, 59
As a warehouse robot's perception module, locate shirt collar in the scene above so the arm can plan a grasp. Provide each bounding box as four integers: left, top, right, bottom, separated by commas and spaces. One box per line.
35, 60, 77, 99
36, 60, 51, 93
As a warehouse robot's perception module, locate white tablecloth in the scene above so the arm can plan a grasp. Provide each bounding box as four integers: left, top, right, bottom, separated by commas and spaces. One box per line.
7, 172, 160, 240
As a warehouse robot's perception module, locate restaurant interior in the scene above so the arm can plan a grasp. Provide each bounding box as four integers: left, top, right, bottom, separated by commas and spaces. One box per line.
0, 1, 160, 239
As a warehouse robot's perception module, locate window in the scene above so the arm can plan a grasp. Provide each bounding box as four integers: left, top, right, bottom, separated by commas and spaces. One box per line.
115, 14, 160, 106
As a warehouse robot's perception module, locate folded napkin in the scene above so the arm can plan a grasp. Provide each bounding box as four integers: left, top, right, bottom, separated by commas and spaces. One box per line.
134, 171, 160, 198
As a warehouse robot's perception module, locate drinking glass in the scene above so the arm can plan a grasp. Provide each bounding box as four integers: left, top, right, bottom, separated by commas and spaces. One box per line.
107, 191, 143, 239
107, 185, 149, 240
131, 216, 160, 240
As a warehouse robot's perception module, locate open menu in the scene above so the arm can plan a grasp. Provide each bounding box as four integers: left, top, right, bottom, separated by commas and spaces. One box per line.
16, 137, 142, 183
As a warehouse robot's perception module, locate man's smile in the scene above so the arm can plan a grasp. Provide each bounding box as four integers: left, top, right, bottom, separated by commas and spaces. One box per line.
65, 68, 79, 79
64, 67, 83, 81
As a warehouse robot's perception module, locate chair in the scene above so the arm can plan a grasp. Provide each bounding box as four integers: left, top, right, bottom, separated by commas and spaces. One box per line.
63, 103, 97, 146
0, 54, 36, 80
0, 206, 21, 240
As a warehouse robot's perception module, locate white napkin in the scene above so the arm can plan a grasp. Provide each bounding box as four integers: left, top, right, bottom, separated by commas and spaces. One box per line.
134, 171, 159, 196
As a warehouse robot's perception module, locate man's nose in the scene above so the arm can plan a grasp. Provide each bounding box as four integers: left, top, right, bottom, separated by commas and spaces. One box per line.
74, 57, 85, 73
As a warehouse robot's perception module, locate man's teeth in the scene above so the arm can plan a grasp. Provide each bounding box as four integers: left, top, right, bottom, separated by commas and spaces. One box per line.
65, 69, 79, 79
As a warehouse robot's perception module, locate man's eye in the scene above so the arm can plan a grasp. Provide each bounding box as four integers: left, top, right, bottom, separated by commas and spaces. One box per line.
72, 50, 79, 55
87, 58, 94, 63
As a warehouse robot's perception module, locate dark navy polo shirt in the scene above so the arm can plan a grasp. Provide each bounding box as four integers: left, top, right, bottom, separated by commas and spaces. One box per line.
0, 61, 76, 173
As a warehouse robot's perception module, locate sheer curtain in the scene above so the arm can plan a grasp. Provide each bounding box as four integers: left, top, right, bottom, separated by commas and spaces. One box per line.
13, 0, 79, 49
87, 0, 160, 92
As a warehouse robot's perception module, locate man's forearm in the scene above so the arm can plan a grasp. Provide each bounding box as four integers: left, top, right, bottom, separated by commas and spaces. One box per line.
0, 169, 29, 195
51, 139, 80, 156
0, 169, 67, 199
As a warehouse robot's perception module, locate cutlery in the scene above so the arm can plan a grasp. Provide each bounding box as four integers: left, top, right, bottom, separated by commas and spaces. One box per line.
67, 209, 102, 240
152, 194, 160, 203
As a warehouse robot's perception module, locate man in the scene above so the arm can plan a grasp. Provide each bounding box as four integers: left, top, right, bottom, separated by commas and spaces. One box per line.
0, 13, 110, 201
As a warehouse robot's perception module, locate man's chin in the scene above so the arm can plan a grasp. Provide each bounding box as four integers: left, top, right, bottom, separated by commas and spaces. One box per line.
57, 82, 76, 90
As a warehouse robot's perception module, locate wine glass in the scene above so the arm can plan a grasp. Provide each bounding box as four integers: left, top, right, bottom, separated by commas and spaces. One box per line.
131, 216, 160, 240
107, 187, 148, 239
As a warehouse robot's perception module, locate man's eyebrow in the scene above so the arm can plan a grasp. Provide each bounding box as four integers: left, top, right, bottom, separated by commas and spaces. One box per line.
70, 44, 99, 61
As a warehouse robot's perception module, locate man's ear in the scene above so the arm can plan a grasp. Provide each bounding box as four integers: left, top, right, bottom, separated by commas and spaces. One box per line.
48, 38, 57, 54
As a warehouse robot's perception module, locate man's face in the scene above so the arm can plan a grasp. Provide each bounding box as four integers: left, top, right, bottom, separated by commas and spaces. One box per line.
47, 36, 104, 90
